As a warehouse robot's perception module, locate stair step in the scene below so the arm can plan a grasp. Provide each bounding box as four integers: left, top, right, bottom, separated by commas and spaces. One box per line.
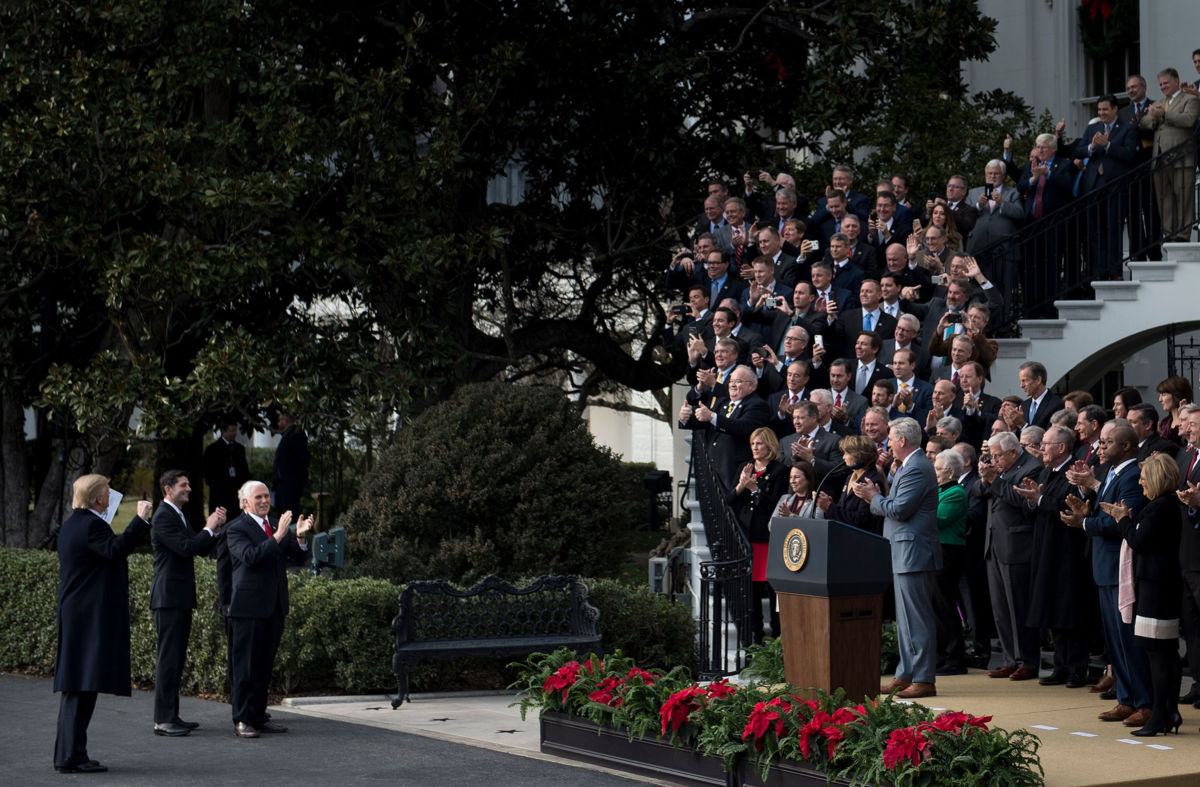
1163, 242, 1200, 264
1054, 300, 1103, 320
995, 338, 1031, 359
1128, 260, 1177, 281
1091, 281, 1140, 301
1019, 319, 1067, 340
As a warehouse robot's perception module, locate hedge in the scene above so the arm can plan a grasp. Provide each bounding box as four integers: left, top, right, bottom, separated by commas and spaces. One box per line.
0, 547, 696, 698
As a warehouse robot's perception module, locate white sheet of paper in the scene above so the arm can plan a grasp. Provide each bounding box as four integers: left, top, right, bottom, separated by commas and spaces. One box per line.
102, 489, 124, 524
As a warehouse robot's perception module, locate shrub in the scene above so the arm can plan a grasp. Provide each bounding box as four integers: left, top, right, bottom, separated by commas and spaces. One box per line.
341, 382, 632, 586
586, 578, 696, 670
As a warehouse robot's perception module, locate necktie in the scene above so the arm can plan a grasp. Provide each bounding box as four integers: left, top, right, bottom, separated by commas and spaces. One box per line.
863, 312, 872, 331
262, 516, 272, 536
1028, 398, 1038, 425
1102, 468, 1117, 500
711, 279, 720, 306
790, 393, 800, 405
1188, 449, 1197, 481
951, 369, 959, 386
717, 367, 728, 385
1033, 172, 1047, 218
857, 365, 869, 393
725, 401, 737, 416
1085, 443, 1093, 462
835, 392, 843, 408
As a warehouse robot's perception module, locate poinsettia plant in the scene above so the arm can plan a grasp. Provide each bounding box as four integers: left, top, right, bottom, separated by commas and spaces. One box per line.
512, 647, 1044, 786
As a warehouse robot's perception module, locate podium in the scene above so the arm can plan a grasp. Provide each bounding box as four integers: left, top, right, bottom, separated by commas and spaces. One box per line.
765, 516, 892, 700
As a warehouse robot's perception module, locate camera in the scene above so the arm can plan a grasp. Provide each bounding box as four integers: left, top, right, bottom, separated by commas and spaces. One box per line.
762, 295, 775, 311
671, 304, 689, 316
946, 312, 963, 324
984, 183, 994, 198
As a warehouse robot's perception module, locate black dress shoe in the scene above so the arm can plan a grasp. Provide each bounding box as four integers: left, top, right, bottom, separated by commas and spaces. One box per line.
1038, 672, 1068, 686
1066, 676, 1089, 688
55, 761, 108, 773
1100, 689, 1117, 701
936, 664, 968, 676
233, 721, 260, 738
154, 722, 191, 737
172, 718, 200, 730
1179, 686, 1200, 704
256, 720, 289, 734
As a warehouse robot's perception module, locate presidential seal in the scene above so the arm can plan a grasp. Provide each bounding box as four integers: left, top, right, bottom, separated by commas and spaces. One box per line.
782, 528, 809, 572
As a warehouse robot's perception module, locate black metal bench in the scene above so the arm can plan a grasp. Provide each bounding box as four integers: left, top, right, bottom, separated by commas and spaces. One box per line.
391, 574, 602, 708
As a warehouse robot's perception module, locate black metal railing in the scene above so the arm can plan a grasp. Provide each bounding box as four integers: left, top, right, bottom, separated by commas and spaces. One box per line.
691, 435, 752, 678
971, 135, 1199, 332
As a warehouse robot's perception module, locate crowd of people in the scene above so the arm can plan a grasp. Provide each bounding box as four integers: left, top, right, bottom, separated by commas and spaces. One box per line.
671, 79, 1200, 726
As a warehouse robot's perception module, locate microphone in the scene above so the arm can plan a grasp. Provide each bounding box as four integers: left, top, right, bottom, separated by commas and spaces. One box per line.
812, 460, 864, 501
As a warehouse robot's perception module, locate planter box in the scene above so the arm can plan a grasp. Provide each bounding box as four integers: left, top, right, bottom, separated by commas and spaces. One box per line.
539, 712, 848, 787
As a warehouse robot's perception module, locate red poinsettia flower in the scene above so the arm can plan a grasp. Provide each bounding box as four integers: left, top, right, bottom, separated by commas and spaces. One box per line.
883, 726, 930, 770
583, 657, 603, 674
659, 685, 707, 735
927, 711, 992, 734
742, 701, 785, 751
704, 678, 738, 699
588, 676, 624, 708
821, 723, 846, 760
625, 667, 657, 685
542, 660, 581, 701
797, 710, 832, 759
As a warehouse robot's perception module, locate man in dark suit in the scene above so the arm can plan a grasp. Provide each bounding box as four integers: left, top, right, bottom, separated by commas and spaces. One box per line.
941, 175, 980, 238
1063, 422, 1152, 723
827, 359, 867, 430
1019, 361, 1064, 429
958, 361, 1001, 450
764, 360, 811, 436
888, 348, 934, 424
808, 166, 872, 227
1016, 426, 1091, 687
150, 470, 226, 736
754, 226, 802, 289
714, 197, 758, 270
828, 233, 865, 298
861, 416, 942, 698
809, 262, 854, 318
1118, 74, 1161, 261
203, 420, 251, 515
1017, 133, 1077, 317
1073, 95, 1139, 281
692, 194, 727, 242
838, 279, 896, 359
1129, 403, 1176, 460
779, 400, 844, 495
226, 481, 313, 738
878, 312, 932, 381
840, 215, 879, 278
696, 249, 746, 315
1072, 404, 1107, 467
679, 365, 771, 492
53, 476, 152, 773
850, 330, 890, 398
866, 192, 911, 252
273, 412, 310, 517
977, 430, 1042, 682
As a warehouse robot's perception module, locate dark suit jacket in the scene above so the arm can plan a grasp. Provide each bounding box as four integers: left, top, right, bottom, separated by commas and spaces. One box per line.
809, 191, 871, 226
830, 261, 865, 303
225, 512, 309, 619
732, 459, 790, 543
1017, 157, 1076, 218
1137, 433, 1176, 461
780, 427, 845, 495
203, 438, 250, 514
1026, 463, 1090, 628
1081, 460, 1147, 586
1021, 391, 1064, 429
961, 392, 1002, 450
836, 309, 896, 356
947, 201, 979, 237
53, 509, 151, 696
1117, 99, 1155, 161
1175, 447, 1200, 571
878, 340, 933, 382
698, 272, 747, 311
150, 503, 218, 610
978, 450, 1040, 565
1072, 119, 1138, 194
679, 396, 771, 493
273, 426, 310, 516
847, 243, 879, 278
1118, 495, 1183, 622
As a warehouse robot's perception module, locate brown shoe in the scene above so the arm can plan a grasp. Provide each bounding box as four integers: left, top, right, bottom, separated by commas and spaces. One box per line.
1098, 704, 1135, 722
987, 665, 1015, 679
1123, 708, 1153, 727
880, 679, 912, 694
1009, 667, 1037, 681
896, 682, 937, 699
1089, 674, 1115, 693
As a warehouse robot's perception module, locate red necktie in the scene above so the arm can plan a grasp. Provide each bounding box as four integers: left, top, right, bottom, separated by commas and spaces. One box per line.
1033, 173, 1047, 219
951, 370, 959, 386
1189, 449, 1198, 481
835, 392, 843, 408
1085, 444, 1093, 462
262, 517, 272, 536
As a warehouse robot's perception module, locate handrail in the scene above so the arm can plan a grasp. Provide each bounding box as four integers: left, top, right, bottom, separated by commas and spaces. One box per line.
969, 134, 1198, 331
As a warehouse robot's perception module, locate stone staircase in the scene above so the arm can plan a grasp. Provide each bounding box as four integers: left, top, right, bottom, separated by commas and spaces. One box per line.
988, 242, 1200, 399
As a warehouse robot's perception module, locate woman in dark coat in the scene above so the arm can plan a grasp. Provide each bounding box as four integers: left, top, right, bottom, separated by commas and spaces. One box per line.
733, 427, 789, 644
815, 435, 885, 536
53, 475, 152, 773
1103, 453, 1183, 737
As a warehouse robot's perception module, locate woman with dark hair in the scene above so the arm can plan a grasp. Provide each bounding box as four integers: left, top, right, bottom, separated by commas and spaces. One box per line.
1101, 453, 1184, 736
1155, 376, 1192, 446
1111, 386, 1142, 420
929, 201, 964, 251
775, 461, 819, 519
733, 427, 790, 644
815, 435, 886, 536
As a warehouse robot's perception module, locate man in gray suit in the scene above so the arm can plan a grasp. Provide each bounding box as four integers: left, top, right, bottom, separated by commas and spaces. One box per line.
854, 417, 941, 699
977, 430, 1042, 682
966, 160, 1023, 314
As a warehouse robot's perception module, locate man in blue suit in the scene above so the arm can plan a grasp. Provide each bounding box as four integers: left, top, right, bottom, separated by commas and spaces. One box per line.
855, 416, 941, 699
1072, 95, 1138, 281
1063, 421, 1151, 725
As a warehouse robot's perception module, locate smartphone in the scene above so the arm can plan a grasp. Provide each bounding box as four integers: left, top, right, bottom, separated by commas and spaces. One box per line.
814, 335, 824, 348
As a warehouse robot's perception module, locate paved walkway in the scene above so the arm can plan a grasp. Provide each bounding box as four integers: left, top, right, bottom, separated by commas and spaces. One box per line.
0, 674, 664, 785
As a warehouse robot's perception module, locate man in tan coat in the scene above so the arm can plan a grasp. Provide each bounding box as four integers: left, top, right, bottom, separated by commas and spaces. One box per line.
1141, 67, 1200, 241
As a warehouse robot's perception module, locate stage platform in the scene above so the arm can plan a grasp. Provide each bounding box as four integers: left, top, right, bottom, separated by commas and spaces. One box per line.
900, 671, 1199, 787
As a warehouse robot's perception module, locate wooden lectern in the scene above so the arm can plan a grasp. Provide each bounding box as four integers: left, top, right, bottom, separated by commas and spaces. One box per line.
765, 516, 892, 701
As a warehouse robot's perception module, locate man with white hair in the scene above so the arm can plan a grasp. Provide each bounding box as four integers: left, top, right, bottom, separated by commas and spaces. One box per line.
854, 417, 941, 698
678, 365, 771, 491
1017, 133, 1075, 318
226, 480, 313, 738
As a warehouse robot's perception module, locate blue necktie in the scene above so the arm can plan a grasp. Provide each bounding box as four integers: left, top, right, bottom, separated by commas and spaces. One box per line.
1102, 468, 1117, 501
863, 312, 872, 331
